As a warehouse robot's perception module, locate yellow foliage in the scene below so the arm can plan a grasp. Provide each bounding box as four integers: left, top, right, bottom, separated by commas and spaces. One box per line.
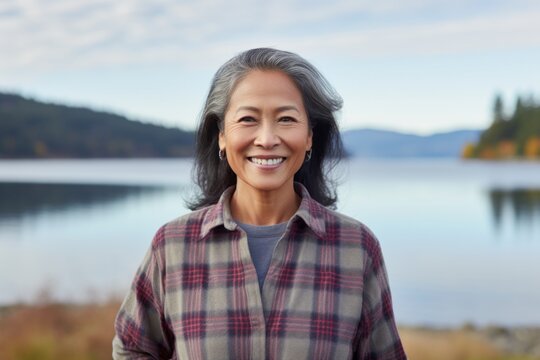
479, 146, 497, 160
497, 141, 516, 158
462, 143, 476, 159
525, 137, 540, 159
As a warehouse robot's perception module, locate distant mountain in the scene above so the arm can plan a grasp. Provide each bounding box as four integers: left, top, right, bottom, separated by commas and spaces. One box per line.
342, 128, 481, 158
1, 91, 481, 159
0, 92, 195, 158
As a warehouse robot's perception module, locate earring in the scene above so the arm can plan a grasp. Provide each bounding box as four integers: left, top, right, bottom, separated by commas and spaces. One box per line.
218, 149, 226, 160
305, 149, 312, 161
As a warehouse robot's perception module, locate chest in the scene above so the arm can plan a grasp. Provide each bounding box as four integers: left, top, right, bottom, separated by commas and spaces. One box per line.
163, 231, 366, 359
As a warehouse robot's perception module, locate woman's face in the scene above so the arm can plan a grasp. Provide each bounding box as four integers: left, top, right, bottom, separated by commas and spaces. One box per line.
219, 70, 312, 194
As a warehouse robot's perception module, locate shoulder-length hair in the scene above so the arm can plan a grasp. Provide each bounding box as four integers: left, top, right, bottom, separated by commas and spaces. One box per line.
188, 47, 344, 210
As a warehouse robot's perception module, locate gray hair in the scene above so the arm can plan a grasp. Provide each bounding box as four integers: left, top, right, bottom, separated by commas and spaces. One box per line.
205, 47, 343, 130
189, 48, 345, 210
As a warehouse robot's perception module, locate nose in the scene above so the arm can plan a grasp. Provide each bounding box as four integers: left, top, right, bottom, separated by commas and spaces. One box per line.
254, 122, 281, 149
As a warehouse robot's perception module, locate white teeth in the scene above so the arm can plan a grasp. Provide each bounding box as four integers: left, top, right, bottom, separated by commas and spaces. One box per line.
250, 157, 284, 166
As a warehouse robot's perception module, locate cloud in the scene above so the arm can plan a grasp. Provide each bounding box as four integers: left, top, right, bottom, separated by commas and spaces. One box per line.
288, 9, 540, 57
1, 0, 540, 73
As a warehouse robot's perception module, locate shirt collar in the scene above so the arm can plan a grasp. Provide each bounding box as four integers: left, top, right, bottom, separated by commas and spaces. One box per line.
200, 182, 327, 240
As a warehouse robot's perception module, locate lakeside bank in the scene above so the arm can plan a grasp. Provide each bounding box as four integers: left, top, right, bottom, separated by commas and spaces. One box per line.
1, 302, 539, 360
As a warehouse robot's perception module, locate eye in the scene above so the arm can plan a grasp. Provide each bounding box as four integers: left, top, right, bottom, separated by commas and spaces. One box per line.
279, 116, 297, 123
238, 116, 256, 123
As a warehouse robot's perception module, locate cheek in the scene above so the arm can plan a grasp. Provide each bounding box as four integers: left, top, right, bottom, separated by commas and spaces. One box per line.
290, 132, 311, 151
222, 130, 252, 158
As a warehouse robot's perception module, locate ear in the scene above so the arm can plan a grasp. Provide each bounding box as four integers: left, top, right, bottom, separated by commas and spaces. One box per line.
306, 130, 313, 151
218, 131, 225, 151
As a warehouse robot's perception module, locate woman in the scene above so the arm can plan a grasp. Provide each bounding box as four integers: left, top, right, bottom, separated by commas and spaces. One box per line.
113, 48, 406, 359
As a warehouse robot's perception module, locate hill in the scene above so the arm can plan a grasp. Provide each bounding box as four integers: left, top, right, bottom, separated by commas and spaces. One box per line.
0, 92, 195, 158
1, 91, 483, 159
342, 128, 481, 158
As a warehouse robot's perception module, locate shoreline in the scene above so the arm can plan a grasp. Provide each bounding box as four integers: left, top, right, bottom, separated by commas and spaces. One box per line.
399, 324, 540, 358
1, 302, 539, 360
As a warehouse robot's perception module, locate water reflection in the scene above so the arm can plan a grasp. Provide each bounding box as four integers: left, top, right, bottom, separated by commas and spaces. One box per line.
489, 188, 540, 231
0, 180, 188, 304
0, 182, 167, 223
1, 159, 540, 325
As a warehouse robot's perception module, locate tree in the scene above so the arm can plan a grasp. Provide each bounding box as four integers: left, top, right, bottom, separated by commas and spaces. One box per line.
493, 94, 505, 123
465, 93, 540, 160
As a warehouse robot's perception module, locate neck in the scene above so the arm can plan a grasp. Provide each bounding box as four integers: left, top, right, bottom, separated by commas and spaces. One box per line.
231, 182, 300, 225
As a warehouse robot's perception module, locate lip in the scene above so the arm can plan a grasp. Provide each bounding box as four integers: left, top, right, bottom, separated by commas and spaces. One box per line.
247, 155, 286, 159
247, 156, 286, 168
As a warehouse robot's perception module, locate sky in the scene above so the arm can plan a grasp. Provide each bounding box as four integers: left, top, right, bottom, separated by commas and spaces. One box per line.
1, 0, 540, 135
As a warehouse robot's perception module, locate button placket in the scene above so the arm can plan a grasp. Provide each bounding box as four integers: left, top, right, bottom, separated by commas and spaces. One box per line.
236, 228, 267, 359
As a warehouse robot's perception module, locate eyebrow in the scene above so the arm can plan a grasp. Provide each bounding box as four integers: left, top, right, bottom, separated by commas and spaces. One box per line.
235, 105, 300, 114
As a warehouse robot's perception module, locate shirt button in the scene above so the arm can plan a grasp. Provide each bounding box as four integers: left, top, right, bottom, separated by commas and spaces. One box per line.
251, 317, 262, 327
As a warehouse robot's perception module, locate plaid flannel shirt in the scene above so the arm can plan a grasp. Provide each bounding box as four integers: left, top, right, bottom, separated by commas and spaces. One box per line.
113, 183, 406, 359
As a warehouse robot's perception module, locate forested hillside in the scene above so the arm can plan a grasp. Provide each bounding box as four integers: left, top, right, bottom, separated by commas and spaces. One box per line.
463, 94, 540, 159
0, 93, 195, 158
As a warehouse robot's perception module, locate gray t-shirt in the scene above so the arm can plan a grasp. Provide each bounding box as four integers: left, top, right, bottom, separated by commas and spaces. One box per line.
236, 221, 287, 292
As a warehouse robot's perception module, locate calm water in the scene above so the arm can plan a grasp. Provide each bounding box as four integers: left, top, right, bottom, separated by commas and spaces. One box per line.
0, 158, 539, 327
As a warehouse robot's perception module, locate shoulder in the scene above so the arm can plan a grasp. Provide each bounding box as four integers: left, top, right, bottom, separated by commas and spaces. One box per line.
319, 205, 383, 260
150, 204, 215, 250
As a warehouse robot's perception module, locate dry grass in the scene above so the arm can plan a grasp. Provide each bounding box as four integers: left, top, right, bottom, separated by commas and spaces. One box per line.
0, 301, 119, 360
400, 326, 539, 360
0, 302, 538, 360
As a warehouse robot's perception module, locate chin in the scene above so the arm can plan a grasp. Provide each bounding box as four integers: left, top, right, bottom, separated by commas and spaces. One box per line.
242, 178, 292, 193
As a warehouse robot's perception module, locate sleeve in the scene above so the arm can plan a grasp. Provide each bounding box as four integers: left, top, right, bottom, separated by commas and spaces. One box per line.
352, 232, 407, 360
112, 229, 175, 359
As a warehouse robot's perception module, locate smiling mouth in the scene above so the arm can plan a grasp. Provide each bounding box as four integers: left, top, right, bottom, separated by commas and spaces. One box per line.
248, 157, 285, 166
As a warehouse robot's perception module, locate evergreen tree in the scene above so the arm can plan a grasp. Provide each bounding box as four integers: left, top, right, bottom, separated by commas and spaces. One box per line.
466, 93, 540, 159
493, 93, 505, 123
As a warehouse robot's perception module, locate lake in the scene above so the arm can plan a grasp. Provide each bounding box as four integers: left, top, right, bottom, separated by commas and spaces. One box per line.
0, 158, 539, 327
